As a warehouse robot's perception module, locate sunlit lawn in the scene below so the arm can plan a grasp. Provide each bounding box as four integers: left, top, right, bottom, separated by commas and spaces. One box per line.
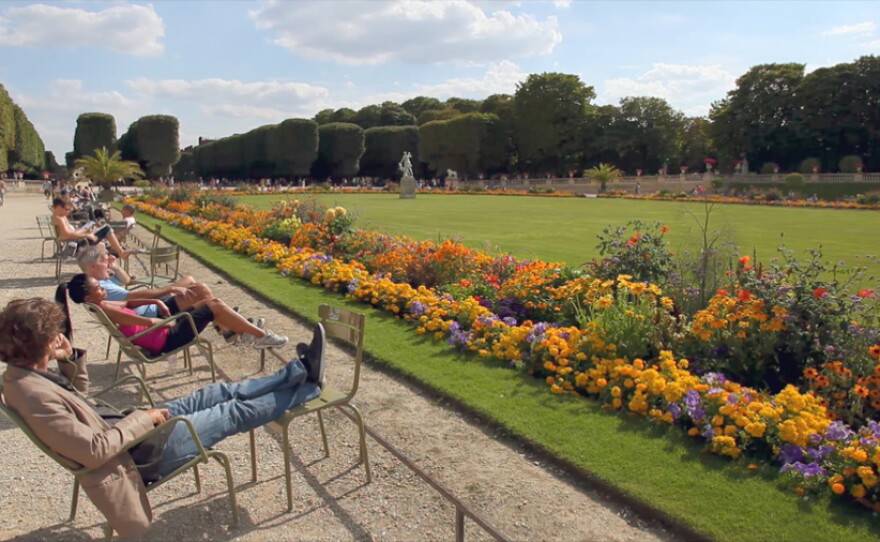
241, 193, 880, 286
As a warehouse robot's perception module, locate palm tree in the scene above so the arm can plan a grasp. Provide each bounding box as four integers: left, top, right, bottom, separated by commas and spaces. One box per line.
74, 147, 144, 187
584, 162, 622, 193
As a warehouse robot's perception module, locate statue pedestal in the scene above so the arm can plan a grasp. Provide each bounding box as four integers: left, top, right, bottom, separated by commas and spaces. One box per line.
399, 176, 416, 199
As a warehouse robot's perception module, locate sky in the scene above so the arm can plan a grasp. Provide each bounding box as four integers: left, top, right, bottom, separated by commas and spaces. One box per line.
1, 0, 878, 159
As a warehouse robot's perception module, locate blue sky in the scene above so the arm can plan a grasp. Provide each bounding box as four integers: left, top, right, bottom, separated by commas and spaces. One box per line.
1, 0, 878, 158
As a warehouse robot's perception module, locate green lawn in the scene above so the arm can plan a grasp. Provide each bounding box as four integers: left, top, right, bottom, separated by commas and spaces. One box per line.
135, 209, 880, 542
241, 193, 880, 284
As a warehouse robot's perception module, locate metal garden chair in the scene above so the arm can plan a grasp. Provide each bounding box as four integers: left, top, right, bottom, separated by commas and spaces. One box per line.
249, 304, 372, 511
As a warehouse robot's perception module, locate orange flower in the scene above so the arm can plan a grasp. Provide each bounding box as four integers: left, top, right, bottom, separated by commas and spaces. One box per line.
737, 289, 752, 302
716, 288, 729, 296
738, 255, 753, 270
869, 345, 880, 360
660, 225, 669, 233
812, 287, 827, 298
857, 288, 875, 297
803, 367, 818, 379
854, 385, 869, 397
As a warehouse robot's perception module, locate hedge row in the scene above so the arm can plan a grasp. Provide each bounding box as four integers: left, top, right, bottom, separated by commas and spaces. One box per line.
0, 83, 47, 173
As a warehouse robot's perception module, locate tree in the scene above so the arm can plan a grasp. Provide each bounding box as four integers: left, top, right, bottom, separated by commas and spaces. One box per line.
417, 108, 462, 125
611, 97, 685, 174
270, 118, 318, 178
583, 162, 621, 193
401, 96, 442, 118
444, 97, 482, 113
379, 102, 416, 126
679, 117, 716, 172
480, 94, 517, 171
514, 73, 595, 174
353, 105, 382, 129
710, 63, 804, 171
74, 147, 144, 187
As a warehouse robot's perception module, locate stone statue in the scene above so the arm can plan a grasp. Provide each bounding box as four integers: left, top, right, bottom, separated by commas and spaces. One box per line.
446, 169, 458, 179
398, 151, 413, 179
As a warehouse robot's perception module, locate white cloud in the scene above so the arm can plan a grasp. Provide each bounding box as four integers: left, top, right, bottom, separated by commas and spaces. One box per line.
602, 63, 737, 116
200, 104, 290, 120
552, 0, 572, 7
861, 39, 880, 50
126, 77, 328, 105
250, 0, 561, 65
0, 3, 164, 56
415, 60, 528, 97
821, 21, 876, 36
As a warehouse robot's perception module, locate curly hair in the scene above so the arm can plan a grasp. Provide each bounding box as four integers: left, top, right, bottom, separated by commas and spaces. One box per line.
0, 298, 64, 367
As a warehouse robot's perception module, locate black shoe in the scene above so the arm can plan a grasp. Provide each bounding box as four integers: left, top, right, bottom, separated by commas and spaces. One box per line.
298, 323, 325, 387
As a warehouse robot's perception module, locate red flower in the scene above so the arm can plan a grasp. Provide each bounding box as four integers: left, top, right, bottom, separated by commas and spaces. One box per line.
737, 289, 752, 302
812, 287, 827, 298
660, 225, 669, 233
716, 288, 729, 296
857, 288, 875, 297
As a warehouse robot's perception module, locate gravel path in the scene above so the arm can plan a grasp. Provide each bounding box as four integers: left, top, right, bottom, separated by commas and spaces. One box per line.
0, 192, 674, 542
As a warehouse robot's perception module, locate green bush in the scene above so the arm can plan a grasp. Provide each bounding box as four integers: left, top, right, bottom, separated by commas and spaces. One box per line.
783, 173, 805, 193
760, 162, 778, 174
798, 157, 821, 174
839, 155, 863, 173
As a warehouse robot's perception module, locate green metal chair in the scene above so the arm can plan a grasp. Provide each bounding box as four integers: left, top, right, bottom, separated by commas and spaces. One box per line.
0, 376, 239, 540
81, 301, 217, 385
127, 244, 181, 290
249, 304, 372, 511
36, 215, 56, 261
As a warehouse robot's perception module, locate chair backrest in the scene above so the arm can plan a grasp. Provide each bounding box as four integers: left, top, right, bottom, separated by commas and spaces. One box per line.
318, 304, 365, 397
150, 225, 163, 251
149, 245, 180, 279
0, 384, 92, 477
81, 302, 153, 363
36, 215, 52, 238
108, 220, 131, 243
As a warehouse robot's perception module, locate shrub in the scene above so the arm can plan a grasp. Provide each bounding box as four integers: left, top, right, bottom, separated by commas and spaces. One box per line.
783, 173, 805, 194
193, 192, 237, 209
710, 178, 724, 193
760, 162, 778, 174
590, 221, 673, 285
799, 157, 821, 174
839, 155, 863, 173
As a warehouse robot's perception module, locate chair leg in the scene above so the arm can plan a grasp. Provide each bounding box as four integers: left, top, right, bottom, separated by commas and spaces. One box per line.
283, 425, 294, 512
211, 452, 240, 528
104, 524, 114, 542
69, 479, 80, 522
344, 404, 373, 484
114, 349, 123, 381
193, 464, 201, 493
317, 410, 330, 458
249, 429, 257, 482
105, 336, 112, 359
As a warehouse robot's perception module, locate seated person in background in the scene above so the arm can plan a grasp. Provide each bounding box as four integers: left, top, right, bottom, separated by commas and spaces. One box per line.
59, 274, 289, 351
51, 197, 132, 259
0, 297, 325, 537
121, 203, 138, 228
77, 246, 211, 319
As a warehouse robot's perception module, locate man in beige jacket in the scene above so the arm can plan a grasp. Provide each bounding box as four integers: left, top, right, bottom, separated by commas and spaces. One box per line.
0, 298, 325, 537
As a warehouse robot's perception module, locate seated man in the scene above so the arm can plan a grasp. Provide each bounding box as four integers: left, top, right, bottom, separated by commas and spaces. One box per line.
51, 196, 132, 259
77, 245, 211, 320
0, 297, 325, 537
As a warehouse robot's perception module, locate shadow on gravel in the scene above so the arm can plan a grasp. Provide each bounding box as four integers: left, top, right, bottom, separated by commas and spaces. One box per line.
3, 523, 98, 541
0, 275, 59, 290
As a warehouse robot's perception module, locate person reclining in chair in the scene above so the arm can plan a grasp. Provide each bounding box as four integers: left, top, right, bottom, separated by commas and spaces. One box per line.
78, 245, 257, 343
0, 297, 326, 537
59, 273, 289, 351
51, 196, 132, 260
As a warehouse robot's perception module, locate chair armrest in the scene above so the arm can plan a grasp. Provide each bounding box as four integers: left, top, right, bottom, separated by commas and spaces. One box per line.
127, 311, 198, 342
121, 416, 211, 462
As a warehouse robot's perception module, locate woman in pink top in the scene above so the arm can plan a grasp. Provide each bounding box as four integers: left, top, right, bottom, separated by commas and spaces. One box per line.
58, 274, 289, 353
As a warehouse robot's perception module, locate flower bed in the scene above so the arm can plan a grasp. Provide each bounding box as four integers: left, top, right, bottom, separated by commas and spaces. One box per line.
131, 191, 880, 513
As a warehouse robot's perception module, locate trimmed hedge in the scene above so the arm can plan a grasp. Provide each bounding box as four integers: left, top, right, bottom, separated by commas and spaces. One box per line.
10, 105, 46, 172
134, 115, 180, 178
270, 118, 318, 178
726, 181, 880, 200
418, 112, 504, 177
312, 122, 364, 179
74, 112, 117, 160
361, 125, 419, 178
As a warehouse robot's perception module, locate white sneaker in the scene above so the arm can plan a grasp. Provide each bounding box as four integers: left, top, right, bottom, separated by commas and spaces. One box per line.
253, 330, 288, 349
239, 317, 265, 346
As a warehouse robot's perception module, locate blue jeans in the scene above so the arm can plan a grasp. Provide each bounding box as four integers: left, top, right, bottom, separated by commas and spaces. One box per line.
155, 359, 320, 477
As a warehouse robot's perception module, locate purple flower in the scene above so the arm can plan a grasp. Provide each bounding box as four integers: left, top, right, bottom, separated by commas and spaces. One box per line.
806, 445, 835, 461
726, 393, 739, 405
824, 421, 853, 442
502, 316, 517, 326
701, 424, 714, 439
780, 461, 827, 478
667, 403, 681, 420
683, 389, 705, 419
778, 444, 804, 464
